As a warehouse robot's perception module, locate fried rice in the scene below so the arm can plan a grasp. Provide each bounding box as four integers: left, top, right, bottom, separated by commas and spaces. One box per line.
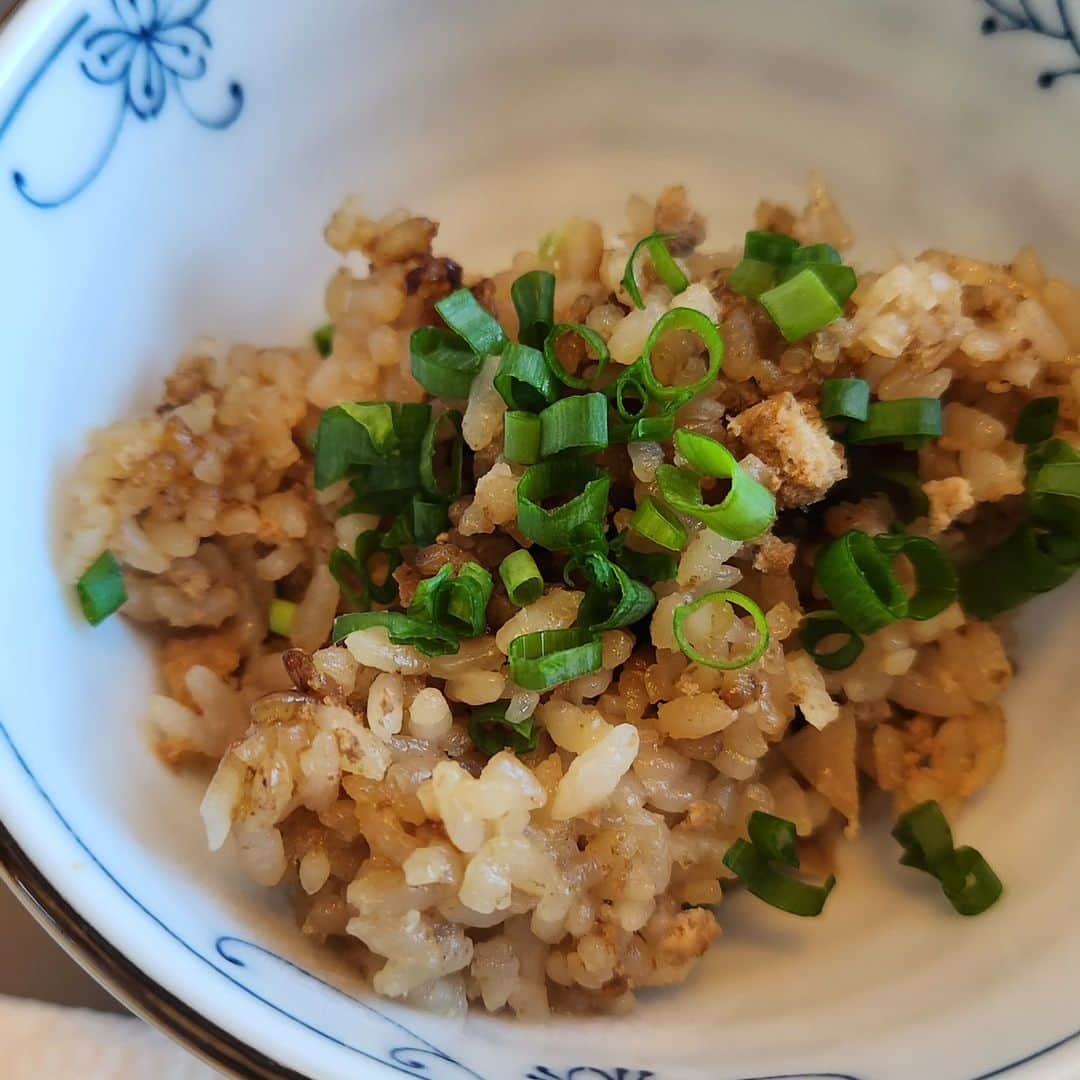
61, 181, 1080, 1017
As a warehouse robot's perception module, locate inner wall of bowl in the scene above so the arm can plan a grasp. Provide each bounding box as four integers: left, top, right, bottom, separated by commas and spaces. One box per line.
1, 1, 1078, 1077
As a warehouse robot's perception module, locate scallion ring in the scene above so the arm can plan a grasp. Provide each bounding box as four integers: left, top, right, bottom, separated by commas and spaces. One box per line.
419, 409, 464, 499
435, 288, 507, 358
622, 232, 690, 309
468, 702, 538, 757
846, 398, 944, 446
815, 530, 908, 634
723, 838, 835, 917
499, 549, 544, 607
494, 342, 558, 412
508, 628, 604, 691
821, 378, 871, 422
516, 461, 611, 551
511, 270, 556, 351
543, 323, 611, 391
638, 307, 724, 403
76, 550, 127, 626
331, 611, 459, 657
629, 495, 688, 552
673, 590, 769, 671
504, 410, 542, 465
539, 393, 609, 457
799, 610, 864, 670
409, 327, 483, 400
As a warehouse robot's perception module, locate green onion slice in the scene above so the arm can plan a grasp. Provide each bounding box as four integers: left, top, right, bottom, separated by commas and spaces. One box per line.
799, 610, 864, 670
435, 288, 507, 358
494, 342, 558, 412
743, 230, 799, 265
892, 801, 1003, 917
576, 553, 656, 632
543, 323, 611, 391
612, 362, 651, 422
727, 258, 778, 300
846, 398, 944, 446
747, 810, 800, 869
610, 533, 678, 583
656, 429, 776, 541
815, 530, 909, 633
411, 495, 450, 546
821, 378, 871, 422
622, 232, 690, 309
630, 414, 676, 443
629, 495, 689, 552
511, 270, 557, 351
517, 461, 611, 550
723, 838, 835, 917
332, 611, 459, 657
268, 598, 296, 637
499, 549, 544, 607
312, 402, 402, 489
76, 550, 127, 626
313, 323, 335, 358
1015, 396, 1059, 445
508, 628, 604, 691
504, 410, 542, 465
468, 702, 539, 757
420, 409, 464, 499
638, 308, 724, 404
782, 262, 857, 307
444, 562, 493, 637
673, 590, 769, 670
789, 243, 843, 267
875, 532, 957, 620
410, 327, 483, 399
759, 267, 843, 343
329, 530, 401, 609
539, 393, 609, 457
1030, 460, 1080, 499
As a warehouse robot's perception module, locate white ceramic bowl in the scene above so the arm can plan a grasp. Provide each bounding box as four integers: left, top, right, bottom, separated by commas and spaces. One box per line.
1, 1, 1079, 1077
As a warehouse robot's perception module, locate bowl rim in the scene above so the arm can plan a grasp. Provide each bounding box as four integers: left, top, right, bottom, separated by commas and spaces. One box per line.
0, 1, 1078, 1077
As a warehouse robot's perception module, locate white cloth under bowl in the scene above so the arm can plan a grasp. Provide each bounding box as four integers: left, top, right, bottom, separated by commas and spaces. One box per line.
0, 995, 219, 1079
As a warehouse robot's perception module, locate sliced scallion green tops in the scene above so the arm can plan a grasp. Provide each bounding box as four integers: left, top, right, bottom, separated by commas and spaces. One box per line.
76, 550, 127, 626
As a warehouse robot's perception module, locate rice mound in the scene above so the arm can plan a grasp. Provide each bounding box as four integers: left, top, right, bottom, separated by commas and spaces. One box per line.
62, 181, 1080, 1017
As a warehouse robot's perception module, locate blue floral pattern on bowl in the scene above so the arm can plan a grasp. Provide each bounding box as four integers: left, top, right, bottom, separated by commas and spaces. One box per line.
0, 0, 242, 208
981, 0, 1080, 86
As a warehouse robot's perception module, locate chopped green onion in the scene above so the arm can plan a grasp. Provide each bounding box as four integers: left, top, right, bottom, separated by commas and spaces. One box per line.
743, 230, 799, 265
759, 267, 844, 342
821, 378, 871, 422
806, 263, 857, 306
543, 323, 610, 391
511, 270, 557, 351
1030, 460, 1080, 498
630, 414, 676, 442
789, 243, 842, 267
539, 393, 609, 457
468, 702, 538, 757
799, 610, 864, 670
846, 398, 944, 446
1015, 396, 1059, 445
747, 811, 800, 868
875, 468, 930, 522
610, 533, 678, 583
76, 550, 127, 626
959, 522, 1080, 618
435, 288, 507, 358
723, 837, 835, 917
875, 532, 957, 620
420, 409, 464, 499
410, 327, 483, 399
629, 496, 688, 552
638, 308, 724, 404
622, 232, 690, 309
517, 461, 611, 550
331, 611, 459, 656
329, 530, 401, 608
494, 342, 558, 412
575, 553, 656, 632
815, 530, 908, 634
313, 323, 335, 358
446, 562, 494, 637
612, 362, 650, 422
268, 598, 296, 637
655, 430, 776, 541
892, 801, 1003, 916
500, 549, 544, 607
381, 514, 415, 552
410, 495, 450, 546
508, 628, 604, 691
727, 258, 778, 299
673, 590, 769, 670
504, 410, 542, 465
407, 563, 454, 625
312, 402, 402, 489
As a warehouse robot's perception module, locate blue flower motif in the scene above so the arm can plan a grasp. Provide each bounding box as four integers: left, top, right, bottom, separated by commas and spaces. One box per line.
81, 0, 216, 119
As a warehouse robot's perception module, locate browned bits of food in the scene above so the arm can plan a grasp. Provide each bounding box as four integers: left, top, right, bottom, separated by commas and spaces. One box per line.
63, 178, 1079, 1018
